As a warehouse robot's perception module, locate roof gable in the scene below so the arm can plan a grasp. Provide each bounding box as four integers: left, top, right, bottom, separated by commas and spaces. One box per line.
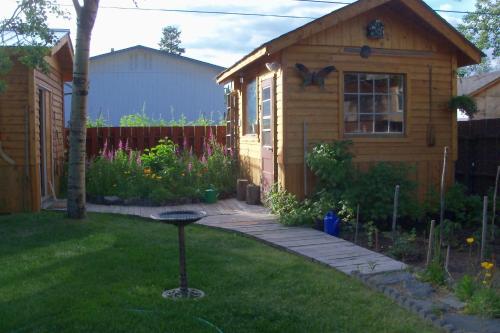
91, 45, 225, 72
458, 71, 500, 96
217, 0, 483, 83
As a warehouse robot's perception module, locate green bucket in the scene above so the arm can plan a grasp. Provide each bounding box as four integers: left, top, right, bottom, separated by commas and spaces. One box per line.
204, 189, 218, 204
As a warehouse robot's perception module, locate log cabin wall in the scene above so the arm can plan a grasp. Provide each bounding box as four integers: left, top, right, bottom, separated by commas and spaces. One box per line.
236, 56, 286, 189
281, 2, 458, 200
0, 55, 66, 213
0, 61, 30, 213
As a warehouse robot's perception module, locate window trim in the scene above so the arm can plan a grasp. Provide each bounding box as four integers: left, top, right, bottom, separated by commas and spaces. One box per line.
342, 71, 407, 137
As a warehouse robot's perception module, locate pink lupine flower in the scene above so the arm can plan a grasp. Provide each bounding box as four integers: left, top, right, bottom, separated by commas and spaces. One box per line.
136, 155, 142, 165
124, 139, 129, 151
229, 148, 234, 158
201, 154, 207, 165
206, 143, 212, 157
183, 136, 189, 151
118, 139, 123, 150
102, 140, 108, 157
187, 162, 193, 173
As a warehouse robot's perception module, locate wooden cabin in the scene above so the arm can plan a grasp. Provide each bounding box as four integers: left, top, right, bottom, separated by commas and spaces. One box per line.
217, 0, 483, 200
0, 31, 73, 213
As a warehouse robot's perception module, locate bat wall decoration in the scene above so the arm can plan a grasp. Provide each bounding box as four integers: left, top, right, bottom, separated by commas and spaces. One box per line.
295, 63, 336, 89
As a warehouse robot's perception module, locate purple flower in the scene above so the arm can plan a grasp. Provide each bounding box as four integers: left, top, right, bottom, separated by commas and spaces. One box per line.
206, 144, 212, 157
102, 140, 108, 157
118, 139, 123, 151
125, 139, 129, 151
201, 154, 207, 165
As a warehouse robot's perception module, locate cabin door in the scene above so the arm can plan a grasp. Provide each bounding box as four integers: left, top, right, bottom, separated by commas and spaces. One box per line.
260, 78, 274, 195
38, 89, 48, 199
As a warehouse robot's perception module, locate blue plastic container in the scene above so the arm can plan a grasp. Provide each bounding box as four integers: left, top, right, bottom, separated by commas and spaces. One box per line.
323, 211, 340, 236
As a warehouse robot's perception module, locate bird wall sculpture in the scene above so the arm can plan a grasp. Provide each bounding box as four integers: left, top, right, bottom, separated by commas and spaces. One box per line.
295, 63, 336, 89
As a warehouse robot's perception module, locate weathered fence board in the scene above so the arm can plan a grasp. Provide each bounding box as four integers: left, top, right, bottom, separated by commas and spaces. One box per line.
65, 126, 226, 159
456, 119, 500, 195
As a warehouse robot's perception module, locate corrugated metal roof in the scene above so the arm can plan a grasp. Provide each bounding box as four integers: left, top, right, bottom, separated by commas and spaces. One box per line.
458, 71, 500, 96
0, 28, 69, 47
90, 45, 225, 72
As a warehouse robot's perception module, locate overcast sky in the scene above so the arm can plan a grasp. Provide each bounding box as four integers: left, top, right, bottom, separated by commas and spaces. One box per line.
2, 0, 476, 67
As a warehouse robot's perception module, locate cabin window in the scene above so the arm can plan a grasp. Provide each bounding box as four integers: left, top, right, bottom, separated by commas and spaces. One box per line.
244, 79, 258, 135
344, 73, 404, 134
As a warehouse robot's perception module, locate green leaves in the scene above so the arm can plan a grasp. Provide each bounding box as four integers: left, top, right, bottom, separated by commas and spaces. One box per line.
448, 95, 478, 119
158, 26, 185, 55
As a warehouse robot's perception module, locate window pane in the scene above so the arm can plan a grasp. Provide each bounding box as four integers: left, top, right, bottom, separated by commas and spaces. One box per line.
390, 94, 404, 112
389, 112, 404, 132
262, 131, 271, 146
359, 95, 373, 113
262, 118, 271, 129
262, 86, 271, 101
373, 74, 389, 93
245, 79, 257, 134
375, 114, 389, 133
344, 74, 358, 93
390, 75, 404, 94
262, 100, 271, 117
344, 94, 358, 133
360, 114, 373, 133
375, 95, 389, 113
359, 74, 373, 93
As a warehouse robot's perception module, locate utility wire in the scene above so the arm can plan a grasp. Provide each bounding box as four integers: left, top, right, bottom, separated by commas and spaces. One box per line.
60, 2, 498, 18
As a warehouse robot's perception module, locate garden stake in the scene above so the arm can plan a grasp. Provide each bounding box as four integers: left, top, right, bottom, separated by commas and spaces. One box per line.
481, 196, 488, 262
439, 146, 448, 248
354, 204, 360, 244
375, 229, 379, 251
392, 184, 400, 241
492, 165, 499, 241
445, 245, 451, 279
426, 220, 435, 268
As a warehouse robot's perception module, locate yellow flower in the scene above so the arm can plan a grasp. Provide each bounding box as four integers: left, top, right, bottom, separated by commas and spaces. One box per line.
155, 175, 162, 180
143, 168, 151, 175
466, 237, 474, 245
485, 272, 492, 278
481, 262, 494, 270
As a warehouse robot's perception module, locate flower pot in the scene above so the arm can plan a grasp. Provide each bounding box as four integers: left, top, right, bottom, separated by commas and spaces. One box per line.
204, 189, 218, 204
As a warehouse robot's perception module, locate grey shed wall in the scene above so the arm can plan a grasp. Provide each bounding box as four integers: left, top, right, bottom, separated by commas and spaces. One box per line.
64, 46, 225, 126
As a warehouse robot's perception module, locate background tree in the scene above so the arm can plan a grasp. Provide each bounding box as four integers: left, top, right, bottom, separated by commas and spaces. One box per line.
159, 26, 185, 55
67, 0, 100, 219
0, 0, 66, 93
457, 0, 499, 77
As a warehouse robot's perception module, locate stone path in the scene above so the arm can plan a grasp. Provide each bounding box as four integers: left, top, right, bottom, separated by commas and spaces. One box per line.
83, 198, 406, 275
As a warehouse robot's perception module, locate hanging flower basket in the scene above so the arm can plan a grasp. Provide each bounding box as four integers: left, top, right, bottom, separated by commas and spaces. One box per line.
448, 95, 478, 119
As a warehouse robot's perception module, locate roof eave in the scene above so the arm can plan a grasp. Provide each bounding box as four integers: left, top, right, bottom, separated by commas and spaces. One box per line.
216, 47, 268, 84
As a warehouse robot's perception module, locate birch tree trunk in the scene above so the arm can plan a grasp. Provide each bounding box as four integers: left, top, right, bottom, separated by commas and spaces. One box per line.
67, 0, 99, 219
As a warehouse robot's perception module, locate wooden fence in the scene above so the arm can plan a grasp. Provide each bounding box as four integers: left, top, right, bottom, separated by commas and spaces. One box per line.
456, 119, 500, 195
65, 126, 226, 159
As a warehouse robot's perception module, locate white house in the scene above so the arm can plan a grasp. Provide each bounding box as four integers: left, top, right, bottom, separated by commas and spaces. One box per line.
64, 45, 225, 126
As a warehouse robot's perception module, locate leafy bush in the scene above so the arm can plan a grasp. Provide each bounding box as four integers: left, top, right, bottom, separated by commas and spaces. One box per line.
264, 185, 315, 226
449, 95, 478, 119
306, 141, 354, 198
438, 219, 463, 247
346, 162, 420, 226
388, 229, 421, 261
203, 136, 238, 194
455, 275, 477, 302
466, 288, 500, 318
420, 259, 447, 286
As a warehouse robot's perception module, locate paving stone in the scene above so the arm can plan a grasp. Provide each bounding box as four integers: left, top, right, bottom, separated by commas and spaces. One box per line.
403, 278, 434, 299
443, 313, 500, 333
439, 295, 466, 311
368, 271, 414, 286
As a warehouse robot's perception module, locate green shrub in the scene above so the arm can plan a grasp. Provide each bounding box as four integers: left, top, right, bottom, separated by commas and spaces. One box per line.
466, 288, 500, 318
388, 229, 421, 261
455, 275, 477, 302
265, 185, 315, 226
420, 259, 446, 286
449, 95, 478, 119
438, 219, 463, 247
203, 137, 238, 194
306, 141, 354, 198
346, 162, 420, 225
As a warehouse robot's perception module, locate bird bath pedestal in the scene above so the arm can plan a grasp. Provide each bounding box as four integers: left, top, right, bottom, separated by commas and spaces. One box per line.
150, 210, 206, 299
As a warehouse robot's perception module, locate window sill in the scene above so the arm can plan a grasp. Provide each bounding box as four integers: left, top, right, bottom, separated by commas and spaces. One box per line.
241, 134, 259, 143
343, 134, 409, 143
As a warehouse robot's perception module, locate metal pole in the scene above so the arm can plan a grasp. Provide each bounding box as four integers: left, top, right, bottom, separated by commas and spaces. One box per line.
481, 196, 488, 262
178, 224, 188, 295
303, 121, 308, 197
439, 146, 448, 248
392, 185, 400, 240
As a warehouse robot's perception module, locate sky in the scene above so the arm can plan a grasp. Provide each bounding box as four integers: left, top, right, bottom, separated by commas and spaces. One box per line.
2, 0, 478, 68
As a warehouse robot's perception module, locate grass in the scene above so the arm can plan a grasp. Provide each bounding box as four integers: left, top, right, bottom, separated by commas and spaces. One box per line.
0, 212, 439, 333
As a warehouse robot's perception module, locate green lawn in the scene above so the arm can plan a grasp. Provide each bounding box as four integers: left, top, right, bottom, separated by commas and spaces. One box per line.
0, 212, 438, 333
